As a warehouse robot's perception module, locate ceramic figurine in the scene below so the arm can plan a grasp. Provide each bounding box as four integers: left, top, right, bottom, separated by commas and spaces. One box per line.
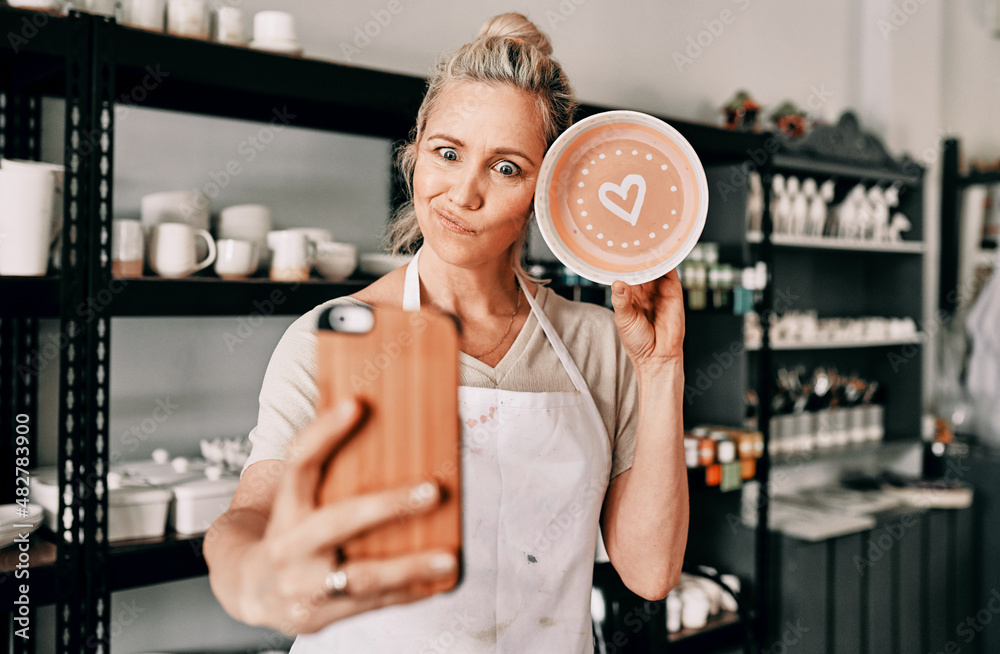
884, 184, 900, 209
888, 213, 912, 242
837, 185, 866, 239
790, 177, 808, 236
773, 174, 791, 234
819, 180, 835, 236
747, 172, 764, 234
869, 186, 890, 241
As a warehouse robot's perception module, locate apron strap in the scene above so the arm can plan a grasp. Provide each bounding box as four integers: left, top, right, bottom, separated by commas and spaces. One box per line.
515, 271, 591, 396
402, 248, 422, 311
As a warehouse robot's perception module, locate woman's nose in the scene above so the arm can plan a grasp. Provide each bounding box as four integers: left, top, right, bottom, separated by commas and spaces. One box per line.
447, 165, 483, 210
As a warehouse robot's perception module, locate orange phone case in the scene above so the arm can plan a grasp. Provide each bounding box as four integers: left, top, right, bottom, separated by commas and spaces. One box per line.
316, 304, 461, 595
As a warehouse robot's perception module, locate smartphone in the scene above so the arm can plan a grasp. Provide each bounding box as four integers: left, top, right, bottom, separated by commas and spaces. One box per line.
315, 303, 461, 595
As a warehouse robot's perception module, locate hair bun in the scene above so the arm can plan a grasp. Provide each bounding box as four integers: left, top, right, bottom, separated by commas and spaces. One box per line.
477, 12, 553, 57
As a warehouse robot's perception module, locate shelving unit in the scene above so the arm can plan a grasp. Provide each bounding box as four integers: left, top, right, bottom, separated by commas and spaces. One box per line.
0, 10, 940, 654
0, 8, 779, 653
939, 138, 998, 316
683, 111, 927, 652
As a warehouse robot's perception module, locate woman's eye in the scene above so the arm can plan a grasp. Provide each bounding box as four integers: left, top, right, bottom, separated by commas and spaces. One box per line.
495, 161, 519, 176
439, 147, 458, 161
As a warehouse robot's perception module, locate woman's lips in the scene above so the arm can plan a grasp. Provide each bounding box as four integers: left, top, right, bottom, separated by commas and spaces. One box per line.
436, 209, 475, 234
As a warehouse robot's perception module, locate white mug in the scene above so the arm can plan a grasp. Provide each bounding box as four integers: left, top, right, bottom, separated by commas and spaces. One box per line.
167, 0, 209, 39
82, 0, 117, 16
214, 239, 258, 280
0, 167, 58, 276
268, 229, 313, 282
121, 0, 166, 31
141, 189, 210, 231
1, 159, 63, 247
142, 189, 210, 258
218, 204, 271, 241
112, 220, 145, 278
286, 227, 333, 247
213, 6, 246, 45
218, 204, 271, 270
253, 11, 297, 43
149, 223, 216, 278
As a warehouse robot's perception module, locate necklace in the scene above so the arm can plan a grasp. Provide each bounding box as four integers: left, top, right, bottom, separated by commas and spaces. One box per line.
465, 281, 521, 360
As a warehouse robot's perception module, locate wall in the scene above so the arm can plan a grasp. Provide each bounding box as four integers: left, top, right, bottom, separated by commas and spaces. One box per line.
29, 0, 998, 651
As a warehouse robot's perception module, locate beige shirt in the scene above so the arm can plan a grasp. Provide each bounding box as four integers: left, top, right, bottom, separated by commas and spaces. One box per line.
244, 285, 638, 478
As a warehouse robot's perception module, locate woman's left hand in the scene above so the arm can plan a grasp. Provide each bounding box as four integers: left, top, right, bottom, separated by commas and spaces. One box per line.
610, 269, 684, 377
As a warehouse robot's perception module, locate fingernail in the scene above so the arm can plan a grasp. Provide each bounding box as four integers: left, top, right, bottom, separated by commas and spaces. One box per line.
409, 481, 438, 508
614, 283, 625, 296
429, 553, 457, 574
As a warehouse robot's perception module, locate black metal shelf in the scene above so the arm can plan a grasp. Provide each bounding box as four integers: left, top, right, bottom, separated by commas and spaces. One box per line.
958, 169, 1000, 187
578, 102, 766, 165
746, 231, 925, 254
770, 438, 918, 467
107, 276, 368, 316
111, 23, 426, 139
0, 538, 58, 606
0, 532, 207, 606
770, 152, 921, 185
667, 611, 751, 652
107, 533, 207, 592
0, 7, 69, 58
0, 277, 59, 317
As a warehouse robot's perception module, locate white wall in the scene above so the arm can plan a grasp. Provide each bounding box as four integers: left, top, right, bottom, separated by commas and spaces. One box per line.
31, 1, 999, 651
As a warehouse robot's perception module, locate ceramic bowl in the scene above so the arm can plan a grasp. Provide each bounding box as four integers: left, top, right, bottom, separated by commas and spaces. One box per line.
315, 242, 358, 281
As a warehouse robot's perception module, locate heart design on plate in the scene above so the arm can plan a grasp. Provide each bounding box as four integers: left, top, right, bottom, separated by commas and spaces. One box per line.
598, 174, 646, 227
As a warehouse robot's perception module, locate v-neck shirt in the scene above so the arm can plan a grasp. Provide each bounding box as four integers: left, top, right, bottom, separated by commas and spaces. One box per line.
243, 285, 638, 479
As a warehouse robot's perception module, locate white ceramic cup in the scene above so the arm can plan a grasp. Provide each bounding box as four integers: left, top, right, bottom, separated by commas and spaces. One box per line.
314, 241, 357, 282
213, 6, 246, 45
1, 159, 63, 243
148, 223, 216, 278
214, 239, 258, 280
286, 227, 333, 247
141, 189, 210, 231
112, 219, 145, 278
7, 0, 60, 9
0, 167, 58, 276
121, 0, 165, 31
167, 0, 209, 39
82, 0, 117, 16
217, 204, 271, 241
141, 189, 210, 258
268, 229, 313, 281
253, 11, 297, 43
218, 204, 271, 269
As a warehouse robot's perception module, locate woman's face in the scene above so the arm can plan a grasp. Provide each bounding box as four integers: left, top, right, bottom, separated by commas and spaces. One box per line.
412, 81, 547, 268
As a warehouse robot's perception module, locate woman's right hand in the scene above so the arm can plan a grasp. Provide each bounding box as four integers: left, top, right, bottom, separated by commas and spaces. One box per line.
230, 398, 457, 635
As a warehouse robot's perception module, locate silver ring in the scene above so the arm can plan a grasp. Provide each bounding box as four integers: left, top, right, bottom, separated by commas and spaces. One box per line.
325, 569, 349, 596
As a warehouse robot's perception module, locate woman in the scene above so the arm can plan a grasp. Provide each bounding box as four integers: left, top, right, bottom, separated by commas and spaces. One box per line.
205, 12, 688, 652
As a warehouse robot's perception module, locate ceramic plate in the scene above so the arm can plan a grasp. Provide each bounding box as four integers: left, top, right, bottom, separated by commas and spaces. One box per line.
534, 110, 708, 285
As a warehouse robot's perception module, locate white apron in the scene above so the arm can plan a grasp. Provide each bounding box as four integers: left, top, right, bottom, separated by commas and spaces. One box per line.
291, 251, 612, 653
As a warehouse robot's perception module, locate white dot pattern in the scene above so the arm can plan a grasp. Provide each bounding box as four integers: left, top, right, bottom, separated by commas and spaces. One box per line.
573, 149, 680, 252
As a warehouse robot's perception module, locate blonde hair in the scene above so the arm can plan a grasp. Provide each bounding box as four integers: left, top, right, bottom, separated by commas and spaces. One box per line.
383, 12, 578, 279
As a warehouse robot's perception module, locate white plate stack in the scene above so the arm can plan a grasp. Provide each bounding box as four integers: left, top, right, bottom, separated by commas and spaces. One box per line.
0, 504, 44, 550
